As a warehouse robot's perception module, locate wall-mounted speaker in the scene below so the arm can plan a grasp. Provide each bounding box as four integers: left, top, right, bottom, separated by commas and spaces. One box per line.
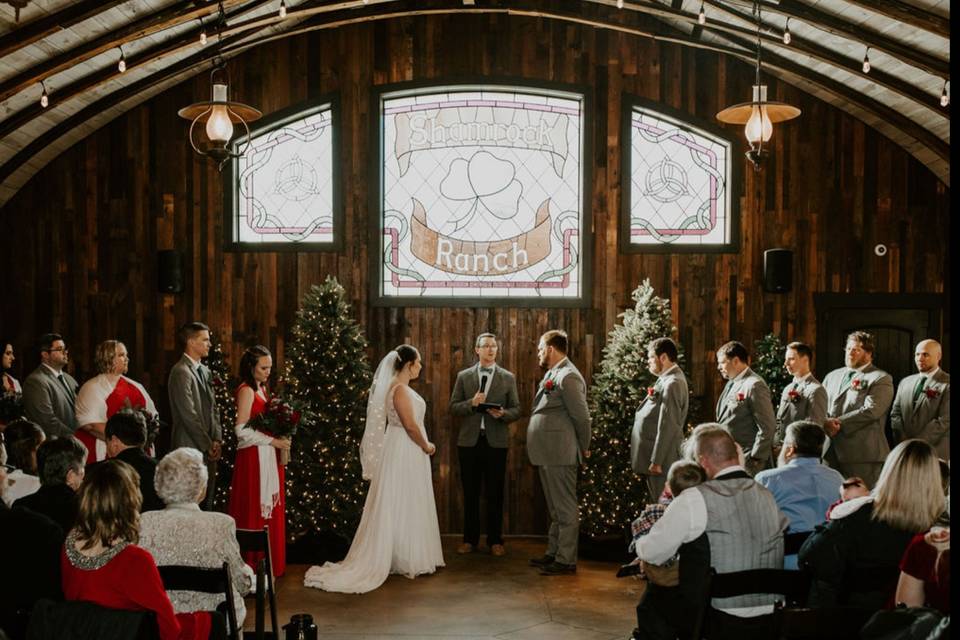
763, 248, 793, 293
157, 250, 183, 294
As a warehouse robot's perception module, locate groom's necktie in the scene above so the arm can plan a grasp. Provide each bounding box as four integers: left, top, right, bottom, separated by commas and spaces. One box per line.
912, 376, 927, 403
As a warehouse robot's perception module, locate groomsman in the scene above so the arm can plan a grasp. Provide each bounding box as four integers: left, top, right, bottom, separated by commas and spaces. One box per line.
630, 337, 688, 499
449, 333, 521, 556
22, 333, 78, 439
891, 339, 950, 461
775, 341, 828, 445
714, 341, 777, 476
527, 330, 591, 576
822, 331, 894, 489
168, 322, 222, 510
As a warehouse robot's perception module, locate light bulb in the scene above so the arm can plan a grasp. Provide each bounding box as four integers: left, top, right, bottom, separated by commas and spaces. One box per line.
205, 105, 234, 143
200, 29, 207, 45
862, 49, 870, 73
782, 22, 791, 44
616, 0, 623, 7
118, 55, 126, 73
940, 82, 949, 107
40, 86, 49, 108
744, 104, 773, 144
278, 0, 286, 18
698, 3, 705, 24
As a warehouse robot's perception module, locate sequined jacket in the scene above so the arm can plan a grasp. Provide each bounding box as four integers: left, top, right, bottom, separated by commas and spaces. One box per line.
139, 502, 254, 622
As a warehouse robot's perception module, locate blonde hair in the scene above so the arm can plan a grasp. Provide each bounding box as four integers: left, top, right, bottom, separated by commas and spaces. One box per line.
75, 459, 142, 550
94, 340, 125, 374
872, 439, 944, 532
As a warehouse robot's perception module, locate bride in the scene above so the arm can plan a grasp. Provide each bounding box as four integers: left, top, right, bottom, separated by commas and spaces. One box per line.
304, 345, 445, 593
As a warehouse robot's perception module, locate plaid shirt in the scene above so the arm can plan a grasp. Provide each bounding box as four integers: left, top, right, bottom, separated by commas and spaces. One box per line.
628, 493, 674, 554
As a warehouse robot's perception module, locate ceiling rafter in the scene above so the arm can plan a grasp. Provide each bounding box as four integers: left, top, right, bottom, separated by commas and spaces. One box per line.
841, 0, 948, 38
0, 0, 128, 58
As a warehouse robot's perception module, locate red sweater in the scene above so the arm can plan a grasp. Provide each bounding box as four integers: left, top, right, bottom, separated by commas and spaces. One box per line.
61, 543, 203, 640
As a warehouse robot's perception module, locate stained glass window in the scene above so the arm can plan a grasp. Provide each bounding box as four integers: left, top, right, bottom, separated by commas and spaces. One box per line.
228, 101, 338, 249
376, 84, 588, 305
623, 99, 737, 252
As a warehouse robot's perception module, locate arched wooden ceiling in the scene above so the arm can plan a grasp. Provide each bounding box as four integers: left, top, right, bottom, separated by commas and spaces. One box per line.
0, 0, 950, 206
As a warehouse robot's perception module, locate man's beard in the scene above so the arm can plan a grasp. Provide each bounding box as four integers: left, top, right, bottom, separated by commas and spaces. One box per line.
539, 356, 549, 370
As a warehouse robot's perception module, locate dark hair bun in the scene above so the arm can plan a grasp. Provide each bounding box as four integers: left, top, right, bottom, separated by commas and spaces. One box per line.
394, 345, 419, 371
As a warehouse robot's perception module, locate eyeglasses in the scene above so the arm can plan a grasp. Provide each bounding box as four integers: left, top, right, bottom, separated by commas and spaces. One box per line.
45, 347, 68, 353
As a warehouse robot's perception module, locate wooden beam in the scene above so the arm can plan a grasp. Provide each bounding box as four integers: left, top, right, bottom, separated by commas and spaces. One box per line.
842, 0, 949, 38
0, 0, 129, 58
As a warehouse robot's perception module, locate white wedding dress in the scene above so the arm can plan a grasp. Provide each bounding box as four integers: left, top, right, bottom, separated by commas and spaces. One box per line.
303, 385, 444, 593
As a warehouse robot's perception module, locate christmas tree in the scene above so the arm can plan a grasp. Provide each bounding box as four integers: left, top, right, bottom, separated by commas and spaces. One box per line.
284, 277, 373, 541
751, 333, 791, 402
205, 334, 239, 512
579, 279, 687, 538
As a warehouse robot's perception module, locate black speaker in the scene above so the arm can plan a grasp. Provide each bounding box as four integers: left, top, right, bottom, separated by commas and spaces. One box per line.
763, 248, 793, 293
157, 250, 184, 293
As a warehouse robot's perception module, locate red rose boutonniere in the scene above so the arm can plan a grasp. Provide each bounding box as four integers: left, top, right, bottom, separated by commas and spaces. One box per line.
787, 389, 801, 403
736, 392, 746, 403
647, 386, 657, 398
851, 378, 867, 391
924, 388, 940, 399
544, 379, 555, 394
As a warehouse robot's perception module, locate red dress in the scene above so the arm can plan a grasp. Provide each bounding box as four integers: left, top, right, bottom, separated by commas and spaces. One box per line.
61, 541, 210, 640
899, 533, 951, 613
228, 383, 286, 576
75, 377, 150, 465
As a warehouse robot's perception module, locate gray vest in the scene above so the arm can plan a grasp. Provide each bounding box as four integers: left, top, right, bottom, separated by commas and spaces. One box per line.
696, 475, 786, 609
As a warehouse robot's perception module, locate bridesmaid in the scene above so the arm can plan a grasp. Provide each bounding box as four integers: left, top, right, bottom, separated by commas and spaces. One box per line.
227, 345, 290, 577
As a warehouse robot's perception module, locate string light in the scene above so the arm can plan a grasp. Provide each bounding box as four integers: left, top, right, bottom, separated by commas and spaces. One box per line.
862, 47, 870, 74
199, 19, 207, 45
117, 46, 126, 73
39, 81, 49, 108
278, 0, 287, 18
940, 80, 949, 107
698, 2, 706, 25
616, 0, 623, 8
782, 18, 791, 45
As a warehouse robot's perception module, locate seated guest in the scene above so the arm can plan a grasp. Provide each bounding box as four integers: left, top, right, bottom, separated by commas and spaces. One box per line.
62, 459, 212, 640
629, 460, 706, 558
799, 439, 944, 609
825, 475, 871, 519
755, 420, 844, 569
896, 526, 949, 614
140, 448, 254, 626
2, 341, 21, 394
635, 424, 788, 640
13, 435, 86, 533
75, 340, 158, 464
105, 409, 162, 512
0, 461, 64, 640
2, 419, 44, 505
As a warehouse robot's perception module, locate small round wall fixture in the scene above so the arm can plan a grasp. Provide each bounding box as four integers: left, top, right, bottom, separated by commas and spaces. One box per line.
874, 244, 888, 257
177, 63, 262, 169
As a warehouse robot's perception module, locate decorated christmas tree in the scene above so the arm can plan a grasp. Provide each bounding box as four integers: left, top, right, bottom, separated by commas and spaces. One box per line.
284, 277, 373, 541
206, 334, 238, 512
751, 333, 791, 402
579, 279, 687, 538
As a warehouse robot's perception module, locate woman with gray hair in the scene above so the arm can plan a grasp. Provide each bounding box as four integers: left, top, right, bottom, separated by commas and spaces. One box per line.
140, 447, 254, 626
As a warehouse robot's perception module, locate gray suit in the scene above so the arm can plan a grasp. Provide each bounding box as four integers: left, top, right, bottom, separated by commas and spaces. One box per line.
22, 365, 78, 439
891, 369, 949, 460
775, 375, 828, 444
527, 358, 591, 565
168, 354, 222, 509
822, 363, 894, 488
715, 367, 777, 475
630, 366, 688, 499
449, 364, 522, 448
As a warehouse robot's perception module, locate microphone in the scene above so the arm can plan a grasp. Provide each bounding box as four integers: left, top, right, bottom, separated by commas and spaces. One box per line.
479, 375, 488, 393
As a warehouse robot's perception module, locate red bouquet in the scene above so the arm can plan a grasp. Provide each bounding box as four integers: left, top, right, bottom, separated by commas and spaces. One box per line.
244, 396, 304, 439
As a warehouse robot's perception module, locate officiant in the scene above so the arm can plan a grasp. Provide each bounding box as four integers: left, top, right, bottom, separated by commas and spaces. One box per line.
449, 333, 522, 557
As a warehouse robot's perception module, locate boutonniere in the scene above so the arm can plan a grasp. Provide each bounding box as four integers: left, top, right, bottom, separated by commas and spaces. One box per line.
787, 389, 801, 403
924, 387, 940, 399
647, 386, 657, 398
736, 391, 746, 403
543, 378, 555, 394
851, 377, 867, 391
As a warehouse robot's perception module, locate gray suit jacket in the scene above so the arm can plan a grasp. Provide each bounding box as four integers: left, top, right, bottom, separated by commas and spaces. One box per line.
630, 366, 689, 473
822, 363, 894, 463
775, 375, 828, 443
449, 364, 521, 448
715, 367, 777, 462
891, 369, 950, 460
22, 365, 78, 438
168, 354, 222, 453
526, 359, 591, 466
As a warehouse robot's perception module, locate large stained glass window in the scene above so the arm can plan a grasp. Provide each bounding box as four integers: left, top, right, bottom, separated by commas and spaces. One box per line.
226, 100, 339, 250
622, 97, 739, 253
375, 84, 589, 305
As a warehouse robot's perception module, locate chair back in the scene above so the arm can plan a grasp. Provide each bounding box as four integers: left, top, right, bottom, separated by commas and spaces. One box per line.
777, 604, 877, 639
26, 598, 159, 640
235, 526, 279, 639
157, 562, 238, 640
784, 531, 812, 556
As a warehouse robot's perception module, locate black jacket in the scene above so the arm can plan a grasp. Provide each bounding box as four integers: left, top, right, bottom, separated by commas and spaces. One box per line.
115, 447, 163, 512
13, 483, 78, 534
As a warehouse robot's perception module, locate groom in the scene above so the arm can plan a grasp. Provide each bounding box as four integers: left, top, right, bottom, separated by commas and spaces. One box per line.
449, 333, 521, 556
527, 330, 591, 575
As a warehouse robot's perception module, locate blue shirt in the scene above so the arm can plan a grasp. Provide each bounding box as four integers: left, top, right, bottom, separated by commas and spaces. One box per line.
755, 456, 844, 570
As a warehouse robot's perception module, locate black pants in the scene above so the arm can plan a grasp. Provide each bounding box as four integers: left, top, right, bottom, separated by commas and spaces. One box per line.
458, 435, 508, 546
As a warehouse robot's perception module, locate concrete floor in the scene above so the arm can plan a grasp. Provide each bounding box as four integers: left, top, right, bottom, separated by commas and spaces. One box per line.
246, 536, 644, 639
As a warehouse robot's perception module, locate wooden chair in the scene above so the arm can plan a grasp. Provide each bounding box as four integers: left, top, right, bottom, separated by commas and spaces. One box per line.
157, 562, 239, 640
27, 599, 159, 640
691, 568, 811, 640
235, 526, 279, 639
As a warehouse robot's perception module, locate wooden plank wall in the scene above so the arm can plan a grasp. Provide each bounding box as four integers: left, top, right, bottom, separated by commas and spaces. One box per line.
0, 13, 950, 535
